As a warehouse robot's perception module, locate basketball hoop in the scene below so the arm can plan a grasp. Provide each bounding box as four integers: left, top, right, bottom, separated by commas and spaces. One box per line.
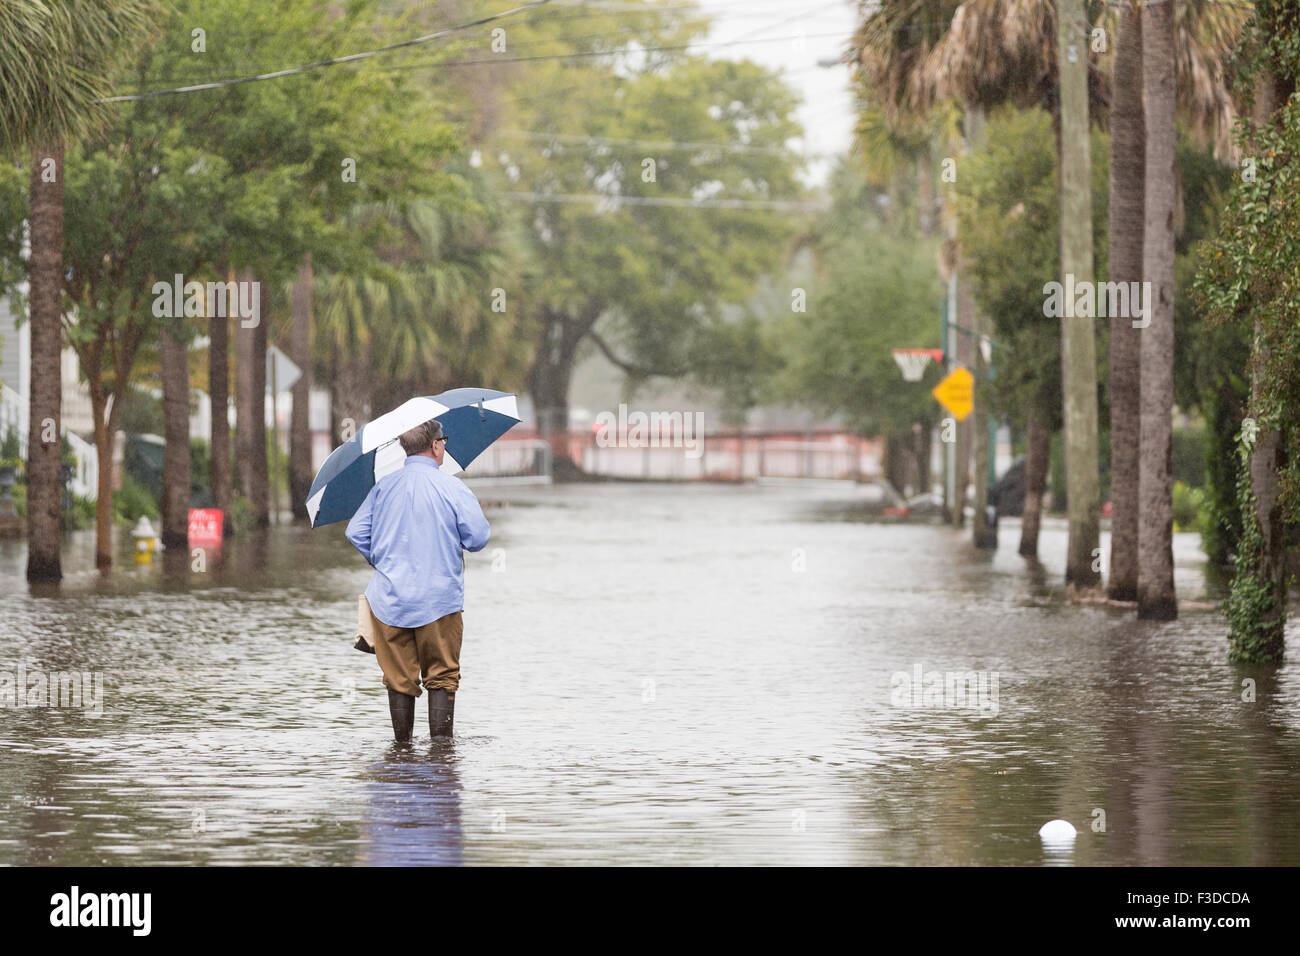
892, 349, 943, 382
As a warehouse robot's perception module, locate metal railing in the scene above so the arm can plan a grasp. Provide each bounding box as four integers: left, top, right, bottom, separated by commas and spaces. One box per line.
460, 438, 552, 484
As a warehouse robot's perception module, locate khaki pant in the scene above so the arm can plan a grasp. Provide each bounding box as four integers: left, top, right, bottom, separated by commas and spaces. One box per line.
369, 608, 463, 698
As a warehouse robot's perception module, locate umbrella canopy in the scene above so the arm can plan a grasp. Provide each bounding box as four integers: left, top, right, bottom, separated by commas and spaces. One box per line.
306, 388, 521, 528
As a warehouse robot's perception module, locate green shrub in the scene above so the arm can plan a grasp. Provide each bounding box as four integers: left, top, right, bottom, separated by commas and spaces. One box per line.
190, 438, 211, 496
1171, 426, 1208, 489
1, 427, 19, 461
226, 493, 254, 534
1172, 480, 1207, 534
112, 472, 159, 525
63, 493, 96, 531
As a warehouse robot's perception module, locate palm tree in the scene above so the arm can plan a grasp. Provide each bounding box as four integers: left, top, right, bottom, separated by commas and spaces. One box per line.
0, 0, 158, 580
1110, 0, 1248, 602
855, 0, 1246, 575
1056, 0, 1103, 588
314, 193, 525, 468
1107, 2, 1144, 601
1137, 0, 1178, 620
853, 0, 1102, 552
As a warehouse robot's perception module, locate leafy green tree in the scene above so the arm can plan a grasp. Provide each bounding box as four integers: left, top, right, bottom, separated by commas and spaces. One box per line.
0, 0, 161, 579
781, 164, 943, 493
483, 6, 803, 473
57, 0, 464, 556
1195, 0, 1300, 662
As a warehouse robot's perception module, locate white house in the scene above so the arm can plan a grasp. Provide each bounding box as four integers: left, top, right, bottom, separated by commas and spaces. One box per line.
0, 287, 99, 498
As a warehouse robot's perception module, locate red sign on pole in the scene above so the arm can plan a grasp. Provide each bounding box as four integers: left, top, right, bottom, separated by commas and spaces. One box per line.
187, 508, 224, 545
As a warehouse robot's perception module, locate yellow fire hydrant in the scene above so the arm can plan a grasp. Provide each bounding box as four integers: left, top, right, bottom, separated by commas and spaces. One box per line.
132, 516, 158, 563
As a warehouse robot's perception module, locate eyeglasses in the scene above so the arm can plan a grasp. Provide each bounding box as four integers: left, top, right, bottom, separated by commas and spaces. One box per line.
435, 436, 448, 444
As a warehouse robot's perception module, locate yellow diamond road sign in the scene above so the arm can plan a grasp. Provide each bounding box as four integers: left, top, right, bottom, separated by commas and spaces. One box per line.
932, 366, 974, 422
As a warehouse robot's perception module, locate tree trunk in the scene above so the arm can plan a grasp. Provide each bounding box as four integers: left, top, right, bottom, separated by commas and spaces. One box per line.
1136, 0, 1177, 619
1232, 398, 1288, 661
26, 142, 64, 582
962, 110, 996, 549
1107, 1, 1144, 602
1226, 74, 1288, 662
235, 268, 269, 527
527, 309, 586, 480
952, 284, 973, 528
1057, 0, 1102, 589
969, 308, 996, 551
289, 255, 314, 520
209, 307, 232, 535
884, 429, 912, 496
912, 423, 930, 496
159, 325, 191, 548
333, 347, 370, 441
1020, 411, 1050, 557
92, 400, 113, 572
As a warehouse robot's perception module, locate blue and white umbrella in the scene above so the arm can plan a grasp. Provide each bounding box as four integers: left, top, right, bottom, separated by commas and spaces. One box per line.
306, 387, 521, 528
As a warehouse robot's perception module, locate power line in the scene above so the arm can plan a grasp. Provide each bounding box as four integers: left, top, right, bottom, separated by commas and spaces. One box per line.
96, 0, 555, 103
109, 28, 855, 96
324, 30, 853, 75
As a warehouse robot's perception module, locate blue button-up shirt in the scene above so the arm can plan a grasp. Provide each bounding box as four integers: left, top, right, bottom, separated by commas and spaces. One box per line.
345, 455, 491, 628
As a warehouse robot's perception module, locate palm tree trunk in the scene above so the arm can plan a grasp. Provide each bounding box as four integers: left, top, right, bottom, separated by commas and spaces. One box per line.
527, 308, 586, 480
1107, 1, 1144, 602
235, 268, 269, 528
159, 325, 190, 548
289, 255, 314, 520
209, 306, 232, 534
1137, 0, 1178, 620
1019, 411, 1050, 557
25, 143, 64, 582
1056, 0, 1102, 589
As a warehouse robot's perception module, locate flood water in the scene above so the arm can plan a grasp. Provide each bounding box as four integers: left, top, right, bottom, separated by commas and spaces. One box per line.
1, 481, 1297, 865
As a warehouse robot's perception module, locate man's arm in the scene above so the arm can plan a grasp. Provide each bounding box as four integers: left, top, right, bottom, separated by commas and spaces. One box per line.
346, 488, 376, 566
453, 484, 491, 553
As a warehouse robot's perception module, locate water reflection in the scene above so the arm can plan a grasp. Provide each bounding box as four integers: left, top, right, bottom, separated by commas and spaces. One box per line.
359, 744, 463, 866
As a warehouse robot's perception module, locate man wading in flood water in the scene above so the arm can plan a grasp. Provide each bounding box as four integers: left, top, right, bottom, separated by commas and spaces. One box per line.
346, 419, 490, 741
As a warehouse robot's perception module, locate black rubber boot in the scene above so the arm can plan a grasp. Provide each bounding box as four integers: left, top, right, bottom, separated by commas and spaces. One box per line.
429, 689, 454, 738
388, 689, 415, 742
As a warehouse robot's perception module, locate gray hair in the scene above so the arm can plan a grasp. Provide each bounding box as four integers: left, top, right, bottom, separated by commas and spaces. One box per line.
398, 419, 443, 456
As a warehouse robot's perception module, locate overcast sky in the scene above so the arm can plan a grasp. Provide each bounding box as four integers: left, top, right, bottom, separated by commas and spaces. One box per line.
698, 0, 859, 186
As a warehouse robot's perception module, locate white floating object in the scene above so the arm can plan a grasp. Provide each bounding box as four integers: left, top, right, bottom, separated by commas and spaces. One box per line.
1038, 819, 1077, 841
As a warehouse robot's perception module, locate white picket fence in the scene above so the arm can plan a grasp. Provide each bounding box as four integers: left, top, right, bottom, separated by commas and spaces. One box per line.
0, 383, 99, 498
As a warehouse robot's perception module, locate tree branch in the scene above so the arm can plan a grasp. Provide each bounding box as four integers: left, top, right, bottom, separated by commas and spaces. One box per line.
586, 327, 675, 379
